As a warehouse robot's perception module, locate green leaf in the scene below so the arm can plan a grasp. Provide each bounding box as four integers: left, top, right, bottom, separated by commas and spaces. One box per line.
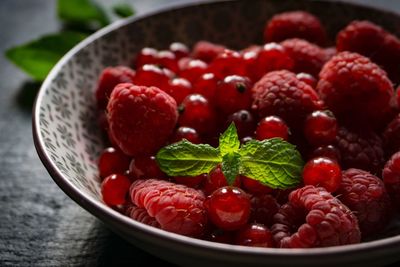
239, 138, 303, 189
156, 140, 221, 177
113, 3, 135, 18
221, 152, 241, 185
5, 31, 87, 81
57, 0, 109, 28
219, 122, 240, 156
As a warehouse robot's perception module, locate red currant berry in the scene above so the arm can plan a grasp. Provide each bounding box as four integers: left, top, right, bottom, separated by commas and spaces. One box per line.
296, 72, 317, 88
101, 174, 131, 206
129, 156, 165, 180
204, 164, 241, 195
165, 77, 192, 104
310, 145, 341, 163
192, 73, 219, 103
256, 116, 289, 141
157, 50, 179, 73
205, 186, 251, 230
241, 176, 273, 195
98, 147, 130, 179
225, 110, 256, 138
215, 75, 252, 115
169, 42, 190, 59
208, 49, 246, 79
241, 49, 259, 82
133, 64, 171, 91
178, 58, 208, 83
235, 223, 274, 247
302, 157, 342, 192
178, 94, 217, 135
134, 47, 158, 68
173, 174, 206, 188
192, 40, 226, 63
304, 110, 338, 147
172, 126, 201, 144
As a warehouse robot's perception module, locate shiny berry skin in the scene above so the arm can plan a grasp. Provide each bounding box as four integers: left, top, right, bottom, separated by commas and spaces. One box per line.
235, 223, 274, 247
205, 186, 251, 230
133, 64, 171, 91
310, 145, 341, 163
157, 50, 179, 73
296, 73, 317, 88
101, 174, 131, 206
302, 157, 342, 192
172, 126, 201, 144
178, 94, 217, 135
192, 40, 226, 63
129, 156, 165, 180
304, 110, 338, 147
169, 42, 190, 59
192, 73, 219, 102
225, 110, 256, 139
256, 116, 289, 141
165, 78, 192, 104
98, 147, 131, 179
204, 164, 241, 195
178, 58, 208, 83
174, 174, 206, 188
241, 176, 273, 195
208, 50, 246, 79
215, 75, 252, 115
134, 47, 158, 68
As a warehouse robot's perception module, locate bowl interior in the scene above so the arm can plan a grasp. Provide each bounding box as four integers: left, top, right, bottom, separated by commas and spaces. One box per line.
34, 0, 400, 260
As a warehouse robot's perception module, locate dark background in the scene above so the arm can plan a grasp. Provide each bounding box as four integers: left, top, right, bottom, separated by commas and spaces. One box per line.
1, 0, 400, 266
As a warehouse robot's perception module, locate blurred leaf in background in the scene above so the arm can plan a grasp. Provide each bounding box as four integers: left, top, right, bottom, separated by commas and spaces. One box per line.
5, 0, 135, 82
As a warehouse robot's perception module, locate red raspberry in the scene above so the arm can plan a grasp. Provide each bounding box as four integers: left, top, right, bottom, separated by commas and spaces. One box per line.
281, 38, 329, 77
101, 174, 131, 206
304, 110, 338, 147
192, 40, 226, 63
95, 66, 135, 109
302, 157, 342, 193
271, 185, 361, 248
335, 126, 384, 175
250, 194, 280, 227
97, 147, 131, 179
225, 110, 256, 139
215, 75, 252, 115
130, 179, 207, 237
251, 70, 323, 128
171, 126, 201, 144
107, 84, 178, 156
264, 11, 327, 46
192, 73, 219, 103
125, 205, 160, 227
324, 47, 337, 60
383, 114, 400, 157
255, 116, 289, 141
316, 52, 394, 126
128, 156, 166, 180
337, 169, 392, 237
178, 58, 208, 83
235, 223, 274, 247
383, 152, 400, 210
336, 20, 400, 83
165, 78, 192, 105
169, 42, 190, 59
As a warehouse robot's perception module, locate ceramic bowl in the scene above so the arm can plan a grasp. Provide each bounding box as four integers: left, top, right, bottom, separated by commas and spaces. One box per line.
33, 0, 400, 266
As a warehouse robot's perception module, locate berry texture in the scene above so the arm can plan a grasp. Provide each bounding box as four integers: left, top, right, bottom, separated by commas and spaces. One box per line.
337, 169, 392, 237
130, 179, 207, 237
264, 11, 327, 46
235, 223, 274, 247
255, 116, 289, 141
383, 152, 400, 210
302, 157, 342, 192
125, 205, 160, 227
250, 194, 280, 227
192, 40, 226, 63
335, 126, 384, 175
107, 84, 178, 156
383, 114, 400, 157
271, 185, 361, 248
101, 174, 131, 206
251, 70, 323, 128
316, 52, 394, 126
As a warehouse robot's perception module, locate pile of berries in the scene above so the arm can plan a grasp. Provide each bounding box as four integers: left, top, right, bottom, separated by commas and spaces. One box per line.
95, 10, 400, 248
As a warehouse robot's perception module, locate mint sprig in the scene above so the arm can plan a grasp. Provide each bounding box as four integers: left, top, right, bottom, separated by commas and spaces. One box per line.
156, 123, 304, 189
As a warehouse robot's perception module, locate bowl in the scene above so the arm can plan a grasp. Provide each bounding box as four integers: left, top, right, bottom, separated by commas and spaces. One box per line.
33, 0, 400, 266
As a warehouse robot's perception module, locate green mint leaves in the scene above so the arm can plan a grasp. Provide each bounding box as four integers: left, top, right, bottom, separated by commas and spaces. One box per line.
156, 123, 304, 189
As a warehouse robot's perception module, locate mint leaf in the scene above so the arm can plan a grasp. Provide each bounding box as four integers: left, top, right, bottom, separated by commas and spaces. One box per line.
58, 0, 109, 28
113, 3, 135, 18
5, 31, 87, 81
221, 152, 241, 185
156, 140, 221, 177
219, 123, 240, 156
239, 138, 303, 189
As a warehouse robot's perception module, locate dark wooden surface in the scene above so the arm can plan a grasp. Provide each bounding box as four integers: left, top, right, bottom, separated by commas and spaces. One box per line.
1, 0, 400, 266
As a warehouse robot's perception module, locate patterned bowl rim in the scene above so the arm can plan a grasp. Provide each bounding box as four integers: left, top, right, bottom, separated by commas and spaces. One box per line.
32, 0, 400, 259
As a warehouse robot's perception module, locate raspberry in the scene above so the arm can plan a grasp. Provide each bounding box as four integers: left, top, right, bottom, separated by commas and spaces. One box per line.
335, 126, 384, 174
101, 174, 131, 206
281, 38, 329, 77
383, 152, 400, 210
225, 110, 256, 139
316, 52, 394, 126
302, 157, 342, 193
192, 40, 226, 63
130, 179, 207, 237
304, 110, 338, 147
250, 194, 280, 227
383, 114, 400, 157
125, 205, 160, 227
296, 73, 317, 88
264, 11, 327, 46
336, 20, 400, 83
337, 169, 392, 237
251, 70, 323, 128
271, 185, 360, 248
97, 147, 131, 179
255, 116, 289, 141
235, 223, 274, 247
95, 66, 135, 109
107, 84, 178, 156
